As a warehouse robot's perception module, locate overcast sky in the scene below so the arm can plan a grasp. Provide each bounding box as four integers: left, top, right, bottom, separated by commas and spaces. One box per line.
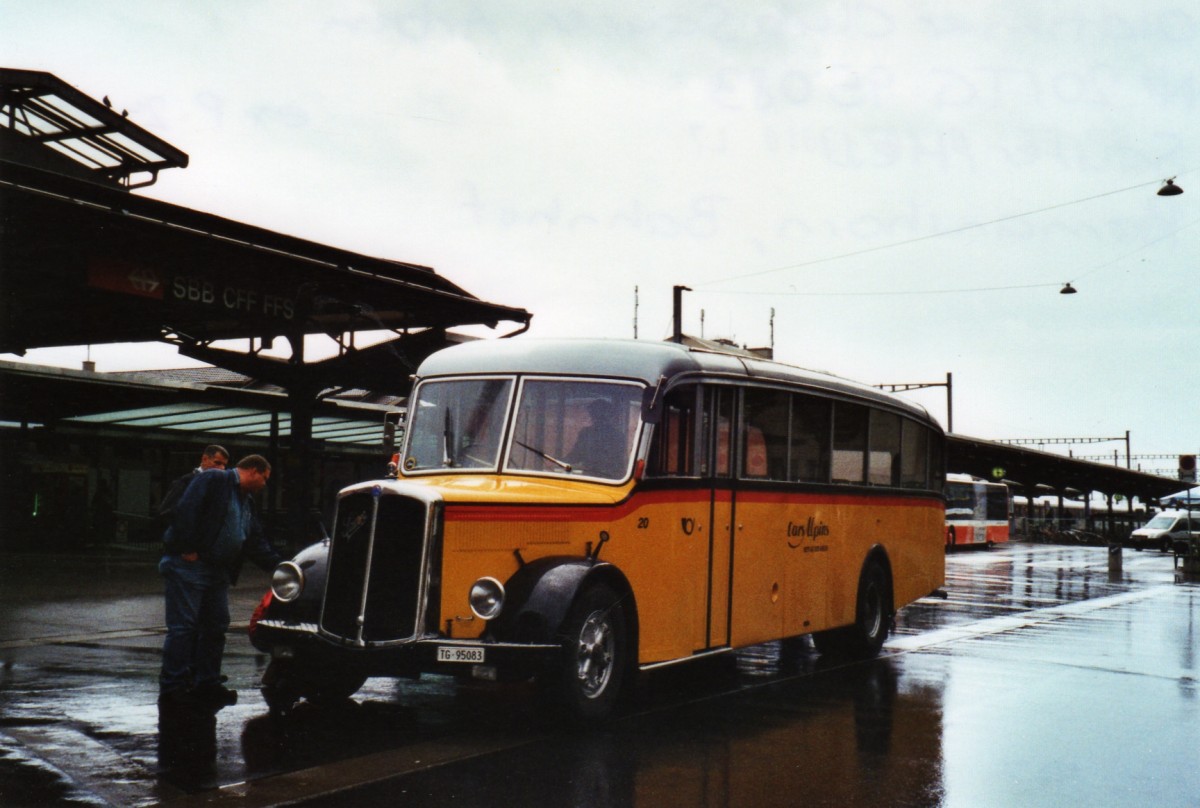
4, 1, 1198, 471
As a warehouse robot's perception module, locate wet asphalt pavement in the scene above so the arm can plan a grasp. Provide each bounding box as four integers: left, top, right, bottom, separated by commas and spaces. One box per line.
1, 543, 1197, 807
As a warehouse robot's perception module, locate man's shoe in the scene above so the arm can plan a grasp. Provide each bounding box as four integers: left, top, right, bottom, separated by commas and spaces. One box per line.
194, 683, 239, 710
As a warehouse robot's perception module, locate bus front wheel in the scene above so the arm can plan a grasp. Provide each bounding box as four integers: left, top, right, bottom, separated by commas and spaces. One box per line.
261, 659, 366, 714
553, 584, 628, 721
813, 560, 891, 659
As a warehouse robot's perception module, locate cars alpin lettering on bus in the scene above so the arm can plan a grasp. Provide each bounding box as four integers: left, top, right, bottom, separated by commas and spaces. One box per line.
249, 338, 947, 720
787, 516, 831, 548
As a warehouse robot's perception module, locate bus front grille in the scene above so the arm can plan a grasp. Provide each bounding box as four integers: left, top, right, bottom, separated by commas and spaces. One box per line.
320, 490, 430, 644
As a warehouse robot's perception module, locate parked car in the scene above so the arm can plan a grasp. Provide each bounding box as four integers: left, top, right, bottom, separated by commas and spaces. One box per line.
1129, 510, 1200, 553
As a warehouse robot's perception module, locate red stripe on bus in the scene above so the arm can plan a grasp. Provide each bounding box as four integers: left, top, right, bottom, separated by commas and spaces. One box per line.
445, 489, 941, 523
444, 489, 712, 523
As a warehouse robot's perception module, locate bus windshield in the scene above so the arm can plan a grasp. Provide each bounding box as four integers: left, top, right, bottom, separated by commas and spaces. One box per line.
403, 377, 515, 472
403, 376, 644, 481
508, 379, 642, 480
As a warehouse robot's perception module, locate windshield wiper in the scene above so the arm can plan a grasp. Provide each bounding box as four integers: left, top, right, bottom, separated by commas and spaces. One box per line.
514, 440, 572, 473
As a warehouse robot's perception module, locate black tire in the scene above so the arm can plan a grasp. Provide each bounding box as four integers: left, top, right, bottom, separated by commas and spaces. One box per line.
554, 584, 628, 721
813, 559, 891, 659
261, 660, 366, 714
260, 660, 300, 715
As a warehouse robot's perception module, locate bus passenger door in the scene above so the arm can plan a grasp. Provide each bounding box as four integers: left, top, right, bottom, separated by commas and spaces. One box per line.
703, 386, 735, 650
646, 383, 734, 657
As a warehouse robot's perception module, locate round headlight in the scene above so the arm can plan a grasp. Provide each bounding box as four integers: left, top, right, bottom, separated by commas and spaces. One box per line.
468, 577, 505, 620
271, 562, 305, 602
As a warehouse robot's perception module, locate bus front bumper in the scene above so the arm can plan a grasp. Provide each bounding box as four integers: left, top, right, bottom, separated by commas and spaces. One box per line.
252, 619, 562, 682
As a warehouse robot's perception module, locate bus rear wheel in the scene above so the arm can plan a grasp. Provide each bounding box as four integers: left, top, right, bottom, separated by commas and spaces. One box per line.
813, 560, 891, 659
553, 584, 628, 721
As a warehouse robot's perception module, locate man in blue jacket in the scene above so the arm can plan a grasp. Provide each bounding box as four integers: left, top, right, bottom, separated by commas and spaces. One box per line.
159, 454, 282, 710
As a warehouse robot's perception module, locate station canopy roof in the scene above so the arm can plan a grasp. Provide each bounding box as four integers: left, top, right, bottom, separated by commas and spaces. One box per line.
0, 67, 189, 189
0, 67, 531, 394
947, 433, 1183, 503
0, 159, 530, 371
0, 360, 399, 450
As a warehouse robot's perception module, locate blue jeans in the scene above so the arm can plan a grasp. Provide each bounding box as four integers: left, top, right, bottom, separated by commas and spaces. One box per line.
159, 555, 230, 693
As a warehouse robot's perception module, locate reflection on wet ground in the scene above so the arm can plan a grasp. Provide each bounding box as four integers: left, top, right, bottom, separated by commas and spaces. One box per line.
286, 654, 943, 808
1, 544, 1197, 806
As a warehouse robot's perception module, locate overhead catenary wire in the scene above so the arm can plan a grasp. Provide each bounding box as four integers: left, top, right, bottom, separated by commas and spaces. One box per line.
710, 216, 1200, 298
710, 281, 1059, 298
699, 174, 1190, 290
1069, 216, 1200, 284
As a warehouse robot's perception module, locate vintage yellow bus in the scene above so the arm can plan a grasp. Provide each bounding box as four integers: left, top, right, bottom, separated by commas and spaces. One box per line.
250, 338, 946, 719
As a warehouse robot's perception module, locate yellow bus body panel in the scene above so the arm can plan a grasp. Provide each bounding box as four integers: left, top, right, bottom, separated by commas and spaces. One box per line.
401, 474, 944, 665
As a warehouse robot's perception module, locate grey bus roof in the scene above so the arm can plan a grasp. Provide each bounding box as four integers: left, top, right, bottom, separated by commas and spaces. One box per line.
416, 338, 937, 425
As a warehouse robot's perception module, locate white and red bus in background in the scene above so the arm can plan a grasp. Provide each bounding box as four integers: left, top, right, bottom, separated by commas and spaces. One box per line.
944, 473, 1011, 548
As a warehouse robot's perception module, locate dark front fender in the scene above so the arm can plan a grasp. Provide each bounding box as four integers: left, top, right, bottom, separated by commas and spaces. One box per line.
489, 556, 628, 645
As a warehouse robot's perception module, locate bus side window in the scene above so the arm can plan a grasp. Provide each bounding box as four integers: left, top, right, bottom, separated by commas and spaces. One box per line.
868, 409, 901, 486
742, 388, 788, 480
791, 393, 831, 483
832, 401, 868, 484
929, 430, 945, 485
715, 417, 731, 476
701, 387, 734, 478
900, 420, 930, 488
647, 387, 697, 477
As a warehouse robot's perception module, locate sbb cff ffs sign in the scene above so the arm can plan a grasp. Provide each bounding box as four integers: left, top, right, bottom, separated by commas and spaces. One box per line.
1181, 455, 1197, 483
